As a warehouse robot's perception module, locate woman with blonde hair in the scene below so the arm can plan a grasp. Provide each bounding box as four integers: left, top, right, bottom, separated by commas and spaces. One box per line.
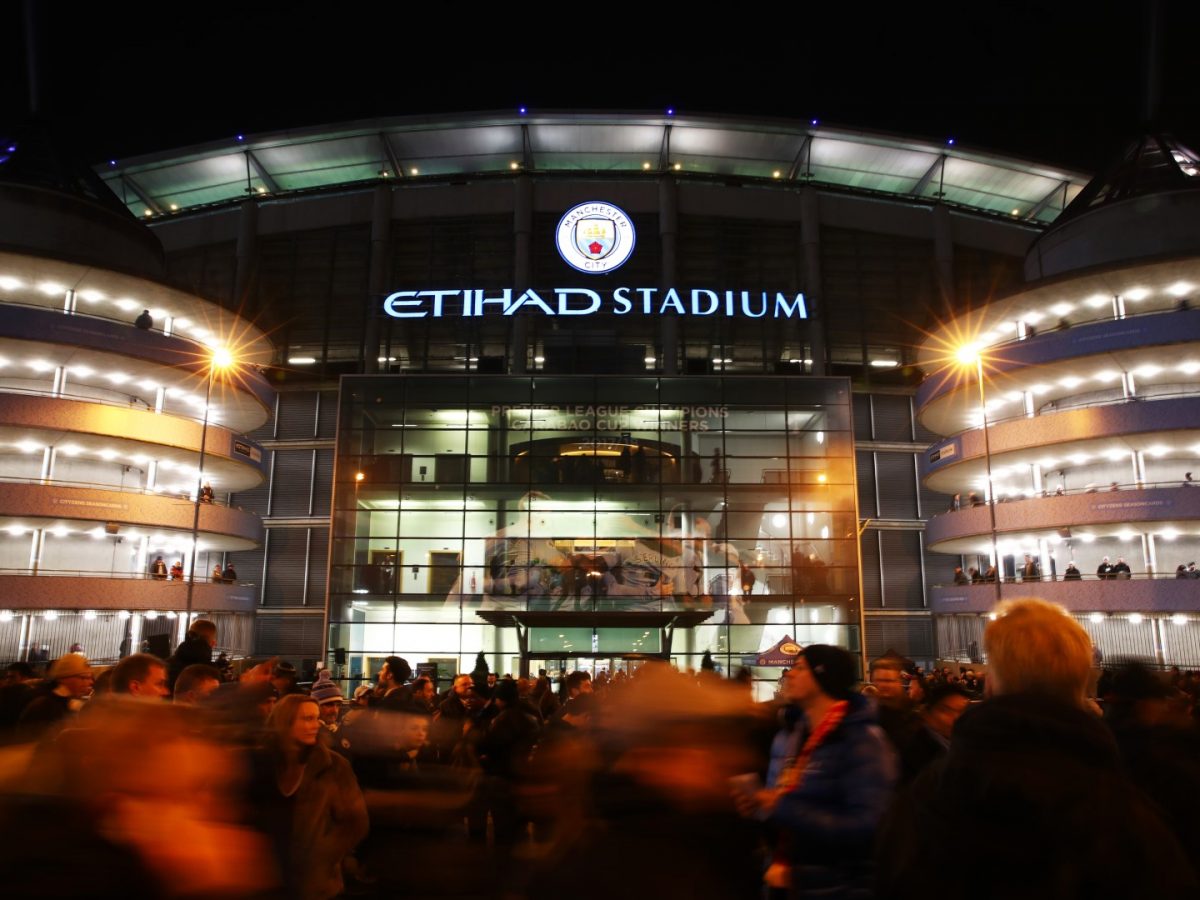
251, 693, 368, 900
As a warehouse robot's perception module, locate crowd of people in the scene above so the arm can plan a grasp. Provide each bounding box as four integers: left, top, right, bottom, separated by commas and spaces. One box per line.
1, 601, 1200, 898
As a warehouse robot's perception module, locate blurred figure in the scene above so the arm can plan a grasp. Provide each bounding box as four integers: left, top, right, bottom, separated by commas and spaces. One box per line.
896, 683, 971, 783
1104, 661, 1200, 874
878, 598, 1198, 898
249, 695, 368, 900
167, 619, 217, 694
870, 656, 919, 753
0, 702, 276, 897
477, 678, 540, 844
410, 675, 437, 714
271, 660, 299, 697
739, 645, 895, 898
172, 664, 221, 705
0, 662, 37, 733
18, 653, 93, 733
110, 653, 170, 700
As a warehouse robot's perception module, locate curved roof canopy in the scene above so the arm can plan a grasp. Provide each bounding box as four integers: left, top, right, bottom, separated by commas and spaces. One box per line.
96, 111, 1088, 225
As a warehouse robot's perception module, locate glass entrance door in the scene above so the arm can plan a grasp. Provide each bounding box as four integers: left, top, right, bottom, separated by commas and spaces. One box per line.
526, 653, 660, 681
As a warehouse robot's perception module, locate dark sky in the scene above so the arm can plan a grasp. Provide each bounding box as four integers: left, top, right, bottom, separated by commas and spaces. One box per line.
4, 2, 1198, 174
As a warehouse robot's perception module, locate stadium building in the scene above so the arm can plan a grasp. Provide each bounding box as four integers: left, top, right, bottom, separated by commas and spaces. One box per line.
2, 110, 1120, 690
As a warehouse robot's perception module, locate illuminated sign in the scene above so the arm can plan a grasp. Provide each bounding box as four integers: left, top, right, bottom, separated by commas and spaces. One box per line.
383, 288, 807, 319
383, 200, 806, 320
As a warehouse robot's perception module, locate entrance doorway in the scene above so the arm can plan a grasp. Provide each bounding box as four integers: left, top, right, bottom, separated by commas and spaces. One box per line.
526, 652, 662, 681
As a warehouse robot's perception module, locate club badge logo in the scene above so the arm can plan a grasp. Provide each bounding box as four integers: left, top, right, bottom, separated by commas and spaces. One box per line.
556, 201, 636, 274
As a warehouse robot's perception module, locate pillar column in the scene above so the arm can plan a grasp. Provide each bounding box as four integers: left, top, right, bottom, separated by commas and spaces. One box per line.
510, 175, 533, 374
364, 183, 392, 374
800, 186, 827, 375
659, 176, 679, 375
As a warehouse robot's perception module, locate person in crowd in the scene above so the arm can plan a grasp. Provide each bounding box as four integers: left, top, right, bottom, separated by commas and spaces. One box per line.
173, 663, 222, 705
18, 653, 94, 732
198, 482, 215, 503
1063, 561, 1083, 580
249, 694, 369, 900
739, 561, 756, 597
477, 678, 540, 845
410, 675, 437, 714
212, 563, 225, 582
374, 655, 413, 711
429, 672, 476, 763
896, 683, 972, 783
0, 662, 37, 732
110, 653, 170, 700
953, 566, 969, 585
134, 308, 153, 330
222, 561, 237, 582
1021, 553, 1041, 581
870, 657, 919, 753
1104, 661, 1200, 873
310, 670, 345, 734
982, 564, 997, 582
169, 559, 184, 580
149, 555, 167, 580
1111, 556, 1132, 578
877, 598, 1198, 898
738, 645, 895, 898
1189, 562, 1200, 579
968, 566, 982, 584
1185, 471, 1196, 487
167, 617, 217, 692
948, 493, 961, 511
1177, 564, 1190, 578
272, 660, 300, 697
1097, 556, 1115, 579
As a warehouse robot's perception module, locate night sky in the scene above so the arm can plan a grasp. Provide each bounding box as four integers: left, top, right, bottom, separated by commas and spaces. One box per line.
2, 2, 1198, 174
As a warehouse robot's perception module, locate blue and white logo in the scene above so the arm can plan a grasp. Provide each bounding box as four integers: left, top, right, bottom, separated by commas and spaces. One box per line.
556, 201, 636, 274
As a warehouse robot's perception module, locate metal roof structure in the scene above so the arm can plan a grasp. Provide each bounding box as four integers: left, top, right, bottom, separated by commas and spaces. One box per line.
95, 111, 1089, 225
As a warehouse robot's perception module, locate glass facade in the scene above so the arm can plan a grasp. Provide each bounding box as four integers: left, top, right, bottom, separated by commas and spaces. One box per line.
328, 374, 862, 698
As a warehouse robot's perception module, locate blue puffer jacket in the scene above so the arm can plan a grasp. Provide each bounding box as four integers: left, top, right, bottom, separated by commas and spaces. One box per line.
767, 695, 896, 898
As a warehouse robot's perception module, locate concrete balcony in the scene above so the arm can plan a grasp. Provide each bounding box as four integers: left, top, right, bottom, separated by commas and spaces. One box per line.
921, 396, 1200, 493
0, 482, 263, 546
931, 577, 1200, 615
0, 305, 274, 431
0, 572, 256, 613
0, 393, 266, 489
925, 486, 1200, 551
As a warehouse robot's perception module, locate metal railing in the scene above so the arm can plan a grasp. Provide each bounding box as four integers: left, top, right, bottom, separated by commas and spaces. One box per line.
0, 472, 244, 508
943, 479, 1196, 509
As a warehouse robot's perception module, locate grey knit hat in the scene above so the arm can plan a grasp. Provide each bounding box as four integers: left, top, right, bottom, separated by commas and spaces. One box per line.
309, 670, 343, 705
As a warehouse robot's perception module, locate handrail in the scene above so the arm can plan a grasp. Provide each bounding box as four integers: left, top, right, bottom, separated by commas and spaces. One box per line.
937, 571, 1198, 587
0, 297, 211, 349
942, 479, 1197, 509
0, 473, 243, 509
946, 389, 1200, 436
0, 382, 219, 428
0, 567, 255, 584
970, 303, 1192, 359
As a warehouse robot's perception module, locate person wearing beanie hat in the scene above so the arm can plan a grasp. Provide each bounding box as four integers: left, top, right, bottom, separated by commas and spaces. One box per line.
17, 653, 95, 734
737, 644, 895, 897
310, 670, 345, 730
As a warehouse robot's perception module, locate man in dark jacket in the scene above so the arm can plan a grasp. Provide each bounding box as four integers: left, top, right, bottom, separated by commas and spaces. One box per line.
740, 644, 896, 898
877, 599, 1198, 898
166, 618, 216, 693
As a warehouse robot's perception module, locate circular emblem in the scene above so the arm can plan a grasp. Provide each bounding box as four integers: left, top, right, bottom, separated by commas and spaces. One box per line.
555, 201, 636, 275
780, 641, 802, 656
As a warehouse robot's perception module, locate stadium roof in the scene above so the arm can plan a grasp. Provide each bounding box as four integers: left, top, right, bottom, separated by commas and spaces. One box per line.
96, 111, 1089, 225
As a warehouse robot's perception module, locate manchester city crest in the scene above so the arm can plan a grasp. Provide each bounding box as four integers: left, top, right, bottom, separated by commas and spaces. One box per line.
556, 201, 636, 274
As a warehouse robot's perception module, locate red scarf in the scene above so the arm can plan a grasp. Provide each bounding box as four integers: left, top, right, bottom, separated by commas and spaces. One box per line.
774, 699, 849, 794
764, 700, 850, 888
